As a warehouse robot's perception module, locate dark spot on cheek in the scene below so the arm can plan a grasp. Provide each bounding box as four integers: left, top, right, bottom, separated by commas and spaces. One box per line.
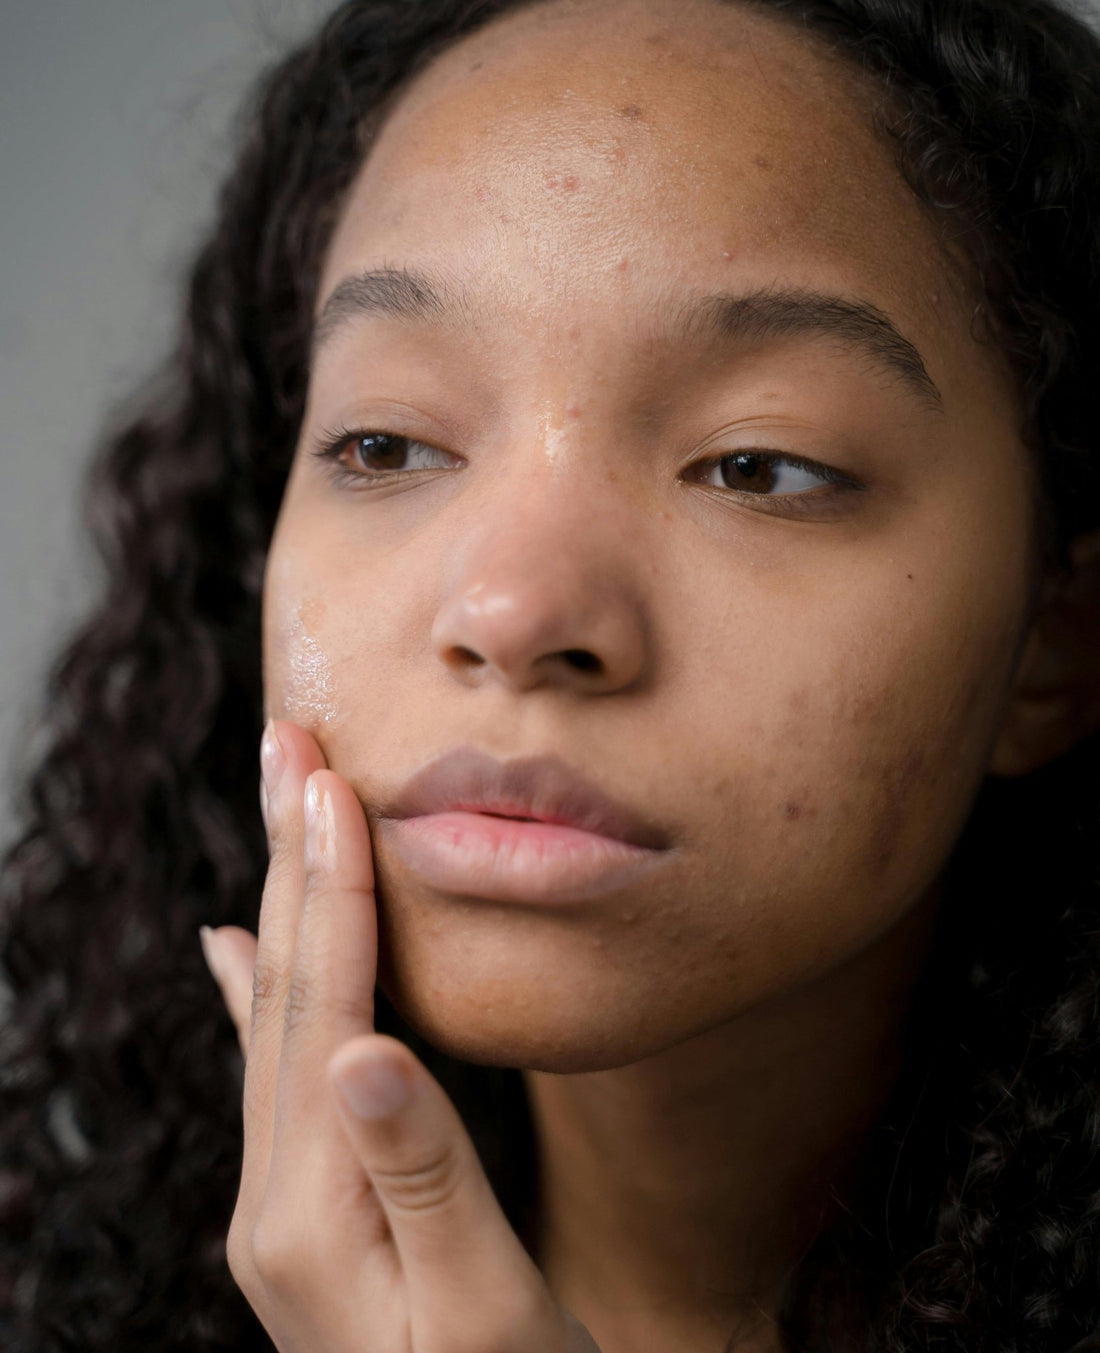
866, 748, 927, 875
753, 154, 772, 169
619, 104, 643, 120
783, 801, 802, 820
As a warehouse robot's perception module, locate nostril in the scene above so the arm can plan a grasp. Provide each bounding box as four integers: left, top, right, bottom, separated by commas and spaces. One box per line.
562, 649, 602, 674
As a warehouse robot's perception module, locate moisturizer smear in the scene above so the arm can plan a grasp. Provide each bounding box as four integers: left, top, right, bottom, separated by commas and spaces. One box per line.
283, 605, 341, 726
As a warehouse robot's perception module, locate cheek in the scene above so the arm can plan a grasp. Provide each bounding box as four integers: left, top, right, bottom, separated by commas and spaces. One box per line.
684, 562, 1024, 974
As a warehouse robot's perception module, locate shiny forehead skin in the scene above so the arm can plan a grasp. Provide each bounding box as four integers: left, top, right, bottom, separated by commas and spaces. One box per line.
316, 0, 998, 411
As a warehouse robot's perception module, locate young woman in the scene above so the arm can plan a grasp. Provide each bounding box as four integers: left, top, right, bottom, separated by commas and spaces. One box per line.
3, 0, 1100, 1348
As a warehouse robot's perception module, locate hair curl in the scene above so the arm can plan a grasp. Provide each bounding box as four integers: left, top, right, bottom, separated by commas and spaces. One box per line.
2, 1, 1099, 1348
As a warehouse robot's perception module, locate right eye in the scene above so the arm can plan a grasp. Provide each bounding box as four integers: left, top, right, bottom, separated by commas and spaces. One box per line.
312, 428, 461, 484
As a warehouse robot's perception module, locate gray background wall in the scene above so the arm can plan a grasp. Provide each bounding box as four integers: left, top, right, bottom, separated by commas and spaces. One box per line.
0, 1, 338, 844
2, 1, 1099, 848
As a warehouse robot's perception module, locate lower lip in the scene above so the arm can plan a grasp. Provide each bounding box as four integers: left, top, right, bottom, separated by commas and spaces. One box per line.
382, 811, 667, 904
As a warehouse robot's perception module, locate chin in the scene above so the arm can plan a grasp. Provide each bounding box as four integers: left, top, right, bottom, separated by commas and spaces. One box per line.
372, 889, 683, 1074
383, 983, 658, 1074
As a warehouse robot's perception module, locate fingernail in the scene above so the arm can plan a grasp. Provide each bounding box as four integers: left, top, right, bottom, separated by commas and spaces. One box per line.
199, 925, 226, 986
304, 774, 336, 873
260, 721, 286, 810
334, 1054, 409, 1119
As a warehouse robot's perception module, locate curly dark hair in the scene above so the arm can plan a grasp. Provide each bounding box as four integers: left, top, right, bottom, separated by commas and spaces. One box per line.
2, 0, 1100, 1348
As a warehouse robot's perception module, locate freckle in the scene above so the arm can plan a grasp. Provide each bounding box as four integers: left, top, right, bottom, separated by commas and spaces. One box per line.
783, 801, 802, 820
907, 573, 914, 581
619, 104, 643, 120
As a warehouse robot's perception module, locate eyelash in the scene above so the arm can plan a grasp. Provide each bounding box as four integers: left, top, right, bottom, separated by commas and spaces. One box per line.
310, 424, 864, 507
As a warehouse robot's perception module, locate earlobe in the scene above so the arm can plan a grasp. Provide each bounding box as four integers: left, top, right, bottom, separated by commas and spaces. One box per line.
990, 530, 1100, 778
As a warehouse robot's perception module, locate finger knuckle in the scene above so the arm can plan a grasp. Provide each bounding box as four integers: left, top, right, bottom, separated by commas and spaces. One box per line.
249, 958, 282, 1017
372, 1142, 463, 1216
225, 1208, 262, 1300
248, 1212, 310, 1297
281, 972, 312, 1037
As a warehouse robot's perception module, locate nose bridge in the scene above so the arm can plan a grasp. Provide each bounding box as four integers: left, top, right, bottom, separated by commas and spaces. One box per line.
431, 445, 652, 692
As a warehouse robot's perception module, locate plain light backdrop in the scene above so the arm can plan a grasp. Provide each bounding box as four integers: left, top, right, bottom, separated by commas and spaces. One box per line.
0, 1, 338, 844
2, 0, 1099, 846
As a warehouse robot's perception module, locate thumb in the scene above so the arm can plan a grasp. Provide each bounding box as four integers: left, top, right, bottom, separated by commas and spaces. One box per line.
328, 1033, 567, 1343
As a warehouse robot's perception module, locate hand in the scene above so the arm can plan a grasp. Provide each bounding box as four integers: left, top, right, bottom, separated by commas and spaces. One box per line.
200, 719, 601, 1353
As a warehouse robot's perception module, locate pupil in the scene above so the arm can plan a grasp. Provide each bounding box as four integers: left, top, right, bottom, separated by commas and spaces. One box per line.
721, 452, 775, 493
357, 433, 407, 470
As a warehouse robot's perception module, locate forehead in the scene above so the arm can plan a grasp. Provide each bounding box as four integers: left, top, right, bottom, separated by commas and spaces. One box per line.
318, 0, 963, 366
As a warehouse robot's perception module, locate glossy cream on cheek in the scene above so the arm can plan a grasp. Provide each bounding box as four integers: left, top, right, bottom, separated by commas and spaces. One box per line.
280, 601, 341, 727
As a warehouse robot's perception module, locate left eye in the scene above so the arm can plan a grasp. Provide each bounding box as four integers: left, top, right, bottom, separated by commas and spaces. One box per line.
336, 431, 455, 474
697, 451, 835, 495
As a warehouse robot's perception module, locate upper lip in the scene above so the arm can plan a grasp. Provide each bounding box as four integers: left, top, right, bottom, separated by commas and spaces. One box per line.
383, 747, 671, 850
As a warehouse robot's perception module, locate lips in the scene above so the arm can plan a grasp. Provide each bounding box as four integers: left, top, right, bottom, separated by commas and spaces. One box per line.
382, 747, 671, 851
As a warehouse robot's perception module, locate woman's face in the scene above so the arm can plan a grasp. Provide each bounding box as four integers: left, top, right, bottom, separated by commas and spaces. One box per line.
263, 0, 1035, 1071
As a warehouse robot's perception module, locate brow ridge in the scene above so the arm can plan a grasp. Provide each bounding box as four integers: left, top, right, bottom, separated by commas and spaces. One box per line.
313, 268, 942, 407
687, 287, 942, 406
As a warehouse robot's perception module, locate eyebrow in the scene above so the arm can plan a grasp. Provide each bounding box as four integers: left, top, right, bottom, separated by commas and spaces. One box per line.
313, 266, 942, 406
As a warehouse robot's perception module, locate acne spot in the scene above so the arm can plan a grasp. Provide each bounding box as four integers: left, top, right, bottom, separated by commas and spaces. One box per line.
565, 403, 582, 419
616, 256, 631, 271
561, 173, 580, 192
783, 801, 802, 820
753, 153, 772, 170
721, 250, 734, 262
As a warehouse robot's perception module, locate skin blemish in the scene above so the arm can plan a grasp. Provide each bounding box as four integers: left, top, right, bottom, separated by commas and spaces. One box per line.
783, 801, 802, 820
753, 153, 772, 169
721, 249, 734, 262
619, 104, 643, 119
561, 173, 580, 192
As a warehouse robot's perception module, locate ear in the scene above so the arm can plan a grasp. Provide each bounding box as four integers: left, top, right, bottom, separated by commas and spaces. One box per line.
990, 530, 1100, 777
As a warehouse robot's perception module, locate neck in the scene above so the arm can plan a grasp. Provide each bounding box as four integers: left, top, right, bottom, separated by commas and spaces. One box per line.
522, 896, 938, 1353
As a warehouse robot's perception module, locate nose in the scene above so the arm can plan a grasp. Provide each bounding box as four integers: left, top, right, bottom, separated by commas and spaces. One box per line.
430, 470, 651, 695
